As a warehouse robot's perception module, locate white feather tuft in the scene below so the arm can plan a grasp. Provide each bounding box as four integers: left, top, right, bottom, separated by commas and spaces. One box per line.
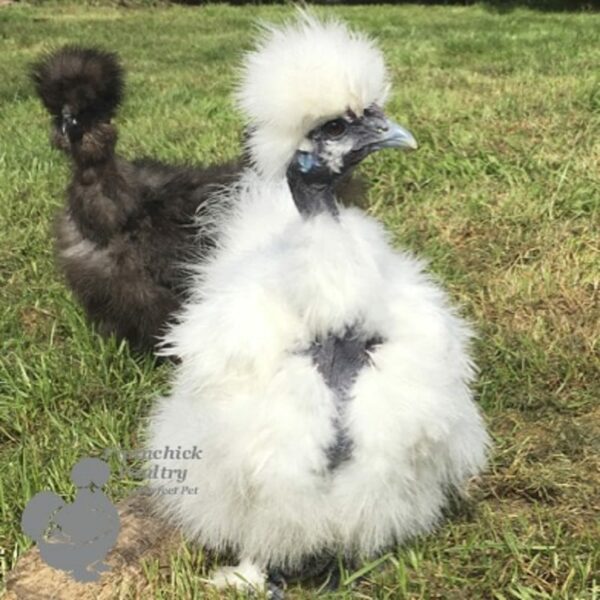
237, 14, 390, 179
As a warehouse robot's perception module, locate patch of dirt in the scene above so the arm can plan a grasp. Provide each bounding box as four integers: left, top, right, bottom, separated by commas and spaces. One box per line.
19, 307, 54, 335
5, 492, 184, 599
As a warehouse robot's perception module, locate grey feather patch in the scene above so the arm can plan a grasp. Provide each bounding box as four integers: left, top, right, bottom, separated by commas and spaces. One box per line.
304, 326, 384, 471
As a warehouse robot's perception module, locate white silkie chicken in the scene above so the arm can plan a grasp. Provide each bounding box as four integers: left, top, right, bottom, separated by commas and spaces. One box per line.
148, 15, 489, 593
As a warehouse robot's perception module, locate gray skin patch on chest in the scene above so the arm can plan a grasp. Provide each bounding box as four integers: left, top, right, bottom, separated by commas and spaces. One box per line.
305, 326, 384, 471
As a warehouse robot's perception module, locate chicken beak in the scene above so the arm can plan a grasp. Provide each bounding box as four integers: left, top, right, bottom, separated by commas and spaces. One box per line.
372, 119, 418, 151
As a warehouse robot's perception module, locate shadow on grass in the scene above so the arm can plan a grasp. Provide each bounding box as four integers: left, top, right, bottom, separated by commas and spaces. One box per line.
175, 0, 598, 13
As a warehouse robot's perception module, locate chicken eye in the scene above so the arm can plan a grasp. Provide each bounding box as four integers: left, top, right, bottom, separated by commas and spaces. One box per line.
322, 119, 347, 139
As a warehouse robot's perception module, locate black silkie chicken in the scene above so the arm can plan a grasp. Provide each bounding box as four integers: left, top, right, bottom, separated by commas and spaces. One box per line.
31, 47, 363, 352
30, 47, 239, 351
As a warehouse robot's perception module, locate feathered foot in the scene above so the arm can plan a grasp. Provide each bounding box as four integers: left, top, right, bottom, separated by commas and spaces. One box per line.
207, 558, 267, 591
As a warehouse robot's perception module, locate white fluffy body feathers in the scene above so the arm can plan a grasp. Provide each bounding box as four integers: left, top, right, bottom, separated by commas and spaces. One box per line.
149, 178, 488, 569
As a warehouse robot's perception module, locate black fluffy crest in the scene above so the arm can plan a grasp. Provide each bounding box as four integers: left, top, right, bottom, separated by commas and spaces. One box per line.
30, 46, 124, 123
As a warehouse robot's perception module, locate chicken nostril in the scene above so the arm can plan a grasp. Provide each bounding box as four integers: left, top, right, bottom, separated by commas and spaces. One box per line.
375, 120, 389, 133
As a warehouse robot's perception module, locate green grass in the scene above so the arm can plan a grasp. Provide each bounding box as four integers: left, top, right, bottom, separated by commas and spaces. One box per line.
0, 2, 598, 598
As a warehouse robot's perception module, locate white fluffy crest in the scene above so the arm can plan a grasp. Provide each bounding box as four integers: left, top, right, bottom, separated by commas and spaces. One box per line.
237, 14, 390, 179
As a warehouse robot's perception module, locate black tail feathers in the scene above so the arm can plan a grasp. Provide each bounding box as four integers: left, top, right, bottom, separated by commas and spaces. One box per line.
31, 46, 124, 127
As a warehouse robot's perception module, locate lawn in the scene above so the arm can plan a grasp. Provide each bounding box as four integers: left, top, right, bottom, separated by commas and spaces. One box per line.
0, 2, 598, 598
